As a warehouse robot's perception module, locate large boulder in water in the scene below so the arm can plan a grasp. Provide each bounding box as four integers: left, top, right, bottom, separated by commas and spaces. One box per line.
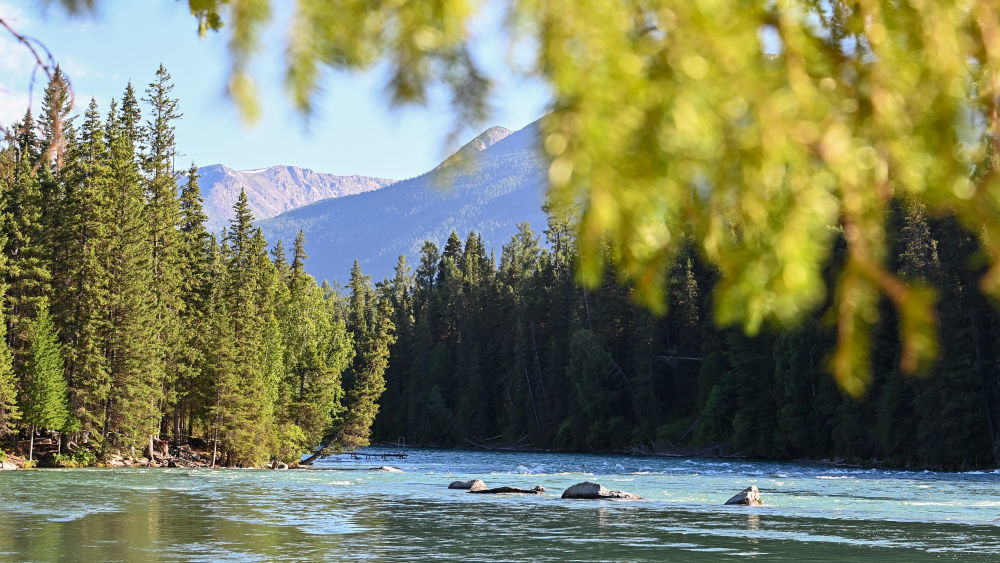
470, 485, 545, 495
725, 485, 763, 506
449, 479, 488, 491
561, 481, 641, 500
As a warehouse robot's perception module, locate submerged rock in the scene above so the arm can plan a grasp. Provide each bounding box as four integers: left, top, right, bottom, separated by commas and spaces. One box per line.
449, 479, 488, 491
725, 485, 763, 506
371, 465, 403, 473
470, 485, 545, 495
561, 482, 641, 500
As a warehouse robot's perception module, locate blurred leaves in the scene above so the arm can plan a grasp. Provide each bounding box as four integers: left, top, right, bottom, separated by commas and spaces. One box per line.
37, 0, 1000, 394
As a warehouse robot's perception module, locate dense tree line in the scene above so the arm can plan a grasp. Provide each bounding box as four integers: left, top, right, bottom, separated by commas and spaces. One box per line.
0, 67, 393, 466
374, 202, 1000, 470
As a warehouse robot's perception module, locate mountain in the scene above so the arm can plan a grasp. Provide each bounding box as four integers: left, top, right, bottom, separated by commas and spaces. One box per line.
195, 164, 397, 230
258, 122, 550, 283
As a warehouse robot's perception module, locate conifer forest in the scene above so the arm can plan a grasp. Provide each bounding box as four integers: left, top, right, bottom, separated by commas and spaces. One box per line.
0, 67, 393, 466
373, 206, 1000, 471
4, 67, 1000, 471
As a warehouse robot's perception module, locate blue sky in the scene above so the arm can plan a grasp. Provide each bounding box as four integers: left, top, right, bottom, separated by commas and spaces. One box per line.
0, 0, 550, 179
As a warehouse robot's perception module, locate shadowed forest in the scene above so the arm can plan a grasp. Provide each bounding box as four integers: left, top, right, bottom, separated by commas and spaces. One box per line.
374, 204, 1000, 471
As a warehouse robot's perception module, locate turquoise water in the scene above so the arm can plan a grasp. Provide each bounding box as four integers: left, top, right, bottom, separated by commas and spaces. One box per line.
1, 449, 998, 560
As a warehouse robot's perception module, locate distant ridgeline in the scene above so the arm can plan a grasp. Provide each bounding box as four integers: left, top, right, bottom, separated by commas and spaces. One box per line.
194, 164, 397, 232
372, 206, 1000, 471
0, 67, 392, 467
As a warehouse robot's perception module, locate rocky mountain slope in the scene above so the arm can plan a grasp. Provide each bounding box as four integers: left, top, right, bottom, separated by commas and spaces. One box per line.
258, 122, 549, 283
196, 164, 397, 230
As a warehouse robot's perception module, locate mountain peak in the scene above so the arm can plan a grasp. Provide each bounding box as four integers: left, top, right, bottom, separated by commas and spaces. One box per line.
438, 126, 515, 171
468, 126, 513, 152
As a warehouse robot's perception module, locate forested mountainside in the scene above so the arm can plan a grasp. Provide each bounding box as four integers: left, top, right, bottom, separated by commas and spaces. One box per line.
372, 207, 1000, 471
195, 164, 396, 231
259, 123, 549, 284
0, 67, 392, 466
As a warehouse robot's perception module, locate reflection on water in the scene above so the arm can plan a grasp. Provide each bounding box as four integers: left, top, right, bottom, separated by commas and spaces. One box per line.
1, 450, 998, 560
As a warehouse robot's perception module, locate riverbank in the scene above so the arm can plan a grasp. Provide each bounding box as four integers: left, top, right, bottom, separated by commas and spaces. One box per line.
0, 437, 248, 470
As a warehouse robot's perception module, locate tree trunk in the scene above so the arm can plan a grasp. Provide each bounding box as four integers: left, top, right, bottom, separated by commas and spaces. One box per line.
173, 402, 180, 447
210, 427, 218, 467
301, 430, 344, 465
29, 425, 35, 462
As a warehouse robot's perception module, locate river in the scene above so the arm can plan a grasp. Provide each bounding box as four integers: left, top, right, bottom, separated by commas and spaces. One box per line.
1, 449, 998, 560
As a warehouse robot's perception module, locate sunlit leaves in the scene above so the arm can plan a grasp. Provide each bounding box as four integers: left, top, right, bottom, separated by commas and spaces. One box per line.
527, 0, 999, 392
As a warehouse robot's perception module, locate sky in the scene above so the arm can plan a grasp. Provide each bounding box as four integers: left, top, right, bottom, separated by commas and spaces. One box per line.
0, 0, 551, 180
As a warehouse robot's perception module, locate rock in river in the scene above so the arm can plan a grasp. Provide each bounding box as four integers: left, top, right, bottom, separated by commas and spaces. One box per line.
561, 482, 641, 500
724, 485, 763, 506
449, 479, 488, 491
372, 465, 403, 473
470, 485, 546, 495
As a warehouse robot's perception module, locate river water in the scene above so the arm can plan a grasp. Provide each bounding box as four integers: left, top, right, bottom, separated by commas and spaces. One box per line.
1, 449, 998, 560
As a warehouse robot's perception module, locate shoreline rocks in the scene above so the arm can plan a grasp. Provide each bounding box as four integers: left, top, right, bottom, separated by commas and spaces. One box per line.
561, 481, 642, 500
724, 485, 763, 506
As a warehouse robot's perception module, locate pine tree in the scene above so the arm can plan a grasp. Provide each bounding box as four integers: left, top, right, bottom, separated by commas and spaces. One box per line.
277, 232, 353, 460
21, 302, 69, 460
271, 239, 289, 280
37, 66, 73, 173
0, 154, 18, 437
306, 262, 393, 459
61, 99, 113, 437
102, 91, 161, 457
291, 230, 307, 278
175, 163, 212, 443
374, 255, 414, 441
0, 322, 16, 438
5, 145, 52, 365
204, 234, 237, 466
142, 64, 186, 444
